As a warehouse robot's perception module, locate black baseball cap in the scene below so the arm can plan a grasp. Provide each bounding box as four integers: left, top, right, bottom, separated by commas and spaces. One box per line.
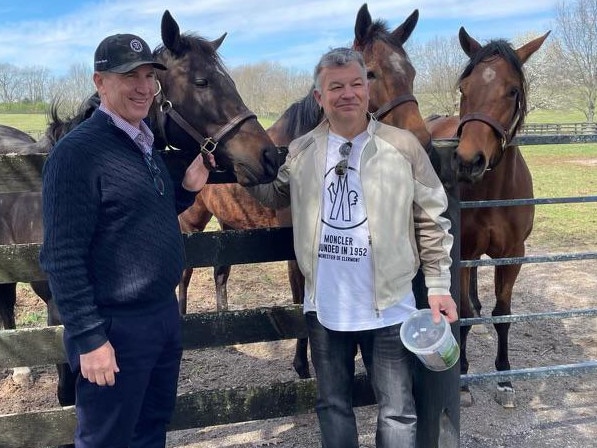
94, 33, 167, 73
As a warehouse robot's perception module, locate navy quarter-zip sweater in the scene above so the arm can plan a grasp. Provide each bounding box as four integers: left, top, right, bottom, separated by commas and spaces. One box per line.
40, 110, 195, 355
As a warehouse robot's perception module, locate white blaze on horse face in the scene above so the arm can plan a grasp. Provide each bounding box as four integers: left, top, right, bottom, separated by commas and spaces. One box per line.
388, 52, 407, 77
482, 67, 496, 84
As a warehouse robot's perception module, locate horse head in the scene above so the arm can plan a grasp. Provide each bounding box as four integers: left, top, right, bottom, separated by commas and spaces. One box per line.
454, 27, 550, 183
352, 5, 431, 151
151, 10, 279, 186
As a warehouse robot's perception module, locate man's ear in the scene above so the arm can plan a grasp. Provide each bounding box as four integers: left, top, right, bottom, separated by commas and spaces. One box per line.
313, 89, 322, 107
93, 72, 104, 92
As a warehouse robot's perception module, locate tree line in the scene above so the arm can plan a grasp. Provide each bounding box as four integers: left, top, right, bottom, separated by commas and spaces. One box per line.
0, 0, 595, 123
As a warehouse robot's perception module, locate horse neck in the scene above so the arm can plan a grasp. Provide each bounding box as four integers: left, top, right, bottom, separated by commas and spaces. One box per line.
461, 145, 532, 201
381, 104, 432, 149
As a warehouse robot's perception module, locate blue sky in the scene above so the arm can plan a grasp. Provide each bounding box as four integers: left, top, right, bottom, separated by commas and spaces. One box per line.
0, 0, 557, 77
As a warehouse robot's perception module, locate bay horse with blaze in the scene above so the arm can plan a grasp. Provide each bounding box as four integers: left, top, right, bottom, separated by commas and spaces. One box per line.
426, 27, 550, 407
177, 3, 441, 380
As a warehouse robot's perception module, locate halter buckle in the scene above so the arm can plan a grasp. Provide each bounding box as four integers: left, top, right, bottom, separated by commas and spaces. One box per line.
200, 137, 218, 155
160, 100, 172, 113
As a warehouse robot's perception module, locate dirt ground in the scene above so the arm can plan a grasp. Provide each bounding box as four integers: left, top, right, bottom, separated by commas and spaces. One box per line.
1, 242, 596, 447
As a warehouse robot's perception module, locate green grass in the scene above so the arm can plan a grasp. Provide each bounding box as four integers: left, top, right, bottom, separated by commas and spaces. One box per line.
1, 114, 276, 138
522, 143, 597, 250
0, 113, 48, 139
526, 109, 587, 123
258, 117, 276, 129
17, 311, 47, 327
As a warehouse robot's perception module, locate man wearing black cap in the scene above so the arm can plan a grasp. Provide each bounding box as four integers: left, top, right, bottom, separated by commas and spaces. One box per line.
40, 33, 212, 447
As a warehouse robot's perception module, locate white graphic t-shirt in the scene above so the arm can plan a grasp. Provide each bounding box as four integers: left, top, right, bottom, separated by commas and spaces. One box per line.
303, 131, 416, 331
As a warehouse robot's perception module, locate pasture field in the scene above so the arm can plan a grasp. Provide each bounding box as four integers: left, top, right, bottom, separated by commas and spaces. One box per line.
526, 109, 587, 123
3, 111, 595, 251
0, 113, 48, 139
522, 143, 596, 250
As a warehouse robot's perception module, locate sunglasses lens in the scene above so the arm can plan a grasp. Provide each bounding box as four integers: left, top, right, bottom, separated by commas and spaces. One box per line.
335, 159, 348, 176
335, 142, 352, 176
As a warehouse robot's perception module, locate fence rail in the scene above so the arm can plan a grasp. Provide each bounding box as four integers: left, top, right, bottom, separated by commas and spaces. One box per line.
1, 131, 595, 447
520, 122, 597, 135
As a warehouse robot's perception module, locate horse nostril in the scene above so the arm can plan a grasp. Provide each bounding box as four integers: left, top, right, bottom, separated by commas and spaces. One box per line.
454, 150, 486, 182
262, 146, 281, 182
470, 152, 486, 176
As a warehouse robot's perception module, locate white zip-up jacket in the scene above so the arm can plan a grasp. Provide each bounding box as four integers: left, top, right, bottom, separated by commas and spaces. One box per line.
250, 118, 453, 311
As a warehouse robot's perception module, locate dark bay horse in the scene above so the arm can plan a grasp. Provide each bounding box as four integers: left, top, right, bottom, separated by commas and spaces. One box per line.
176, 4, 431, 380
0, 9, 278, 410
0, 124, 35, 149
426, 27, 550, 408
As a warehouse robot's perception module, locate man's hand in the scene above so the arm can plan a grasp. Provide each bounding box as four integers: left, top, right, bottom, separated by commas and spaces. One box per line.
80, 341, 120, 386
182, 153, 216, 191
428, 294, 458, 324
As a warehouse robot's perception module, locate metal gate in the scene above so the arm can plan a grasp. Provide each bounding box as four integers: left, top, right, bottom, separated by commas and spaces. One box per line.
442, 132, 597, 387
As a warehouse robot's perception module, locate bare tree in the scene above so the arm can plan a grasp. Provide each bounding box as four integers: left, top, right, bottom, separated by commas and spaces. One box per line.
555, 0, 597, 122
231, 62, 311, 120
0, 63, 23, 104
410, 36, 466, 117
21, 66, 52, 103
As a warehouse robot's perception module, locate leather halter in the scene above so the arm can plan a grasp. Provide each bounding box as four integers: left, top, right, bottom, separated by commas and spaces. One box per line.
371, 93, 435, 155
153, 80, 256, 159
372, 94, 418, 121
456, 93, 522, 170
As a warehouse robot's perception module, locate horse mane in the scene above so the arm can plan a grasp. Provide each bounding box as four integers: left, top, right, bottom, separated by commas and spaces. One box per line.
280, 86, 323, 140
46, 93, 100, 148
459, 39, 528, 132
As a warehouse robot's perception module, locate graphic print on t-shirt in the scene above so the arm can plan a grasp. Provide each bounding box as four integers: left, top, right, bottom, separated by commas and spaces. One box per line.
324, 166, 366, 230
319, 136, 370, 266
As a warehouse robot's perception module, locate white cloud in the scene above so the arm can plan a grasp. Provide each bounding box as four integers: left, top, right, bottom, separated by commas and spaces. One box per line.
0, 0, 557, 76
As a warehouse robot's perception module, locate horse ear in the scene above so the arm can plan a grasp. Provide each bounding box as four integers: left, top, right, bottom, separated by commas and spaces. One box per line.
161, 10, 182, 54
353, 3, 372, 49
210, 33, 227, 52
516, 31, 551, 64
459, 27, 482, 58
390, 9, 419, 45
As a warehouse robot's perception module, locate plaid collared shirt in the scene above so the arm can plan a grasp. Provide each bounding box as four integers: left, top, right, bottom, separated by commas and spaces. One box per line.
99, 103, 154, 155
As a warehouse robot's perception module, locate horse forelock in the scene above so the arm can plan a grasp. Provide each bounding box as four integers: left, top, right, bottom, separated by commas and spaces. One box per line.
459, 39, 528, 129
358, 20, 408, 54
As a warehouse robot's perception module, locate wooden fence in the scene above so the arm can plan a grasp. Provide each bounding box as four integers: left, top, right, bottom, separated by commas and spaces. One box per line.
0, 150, 460, 448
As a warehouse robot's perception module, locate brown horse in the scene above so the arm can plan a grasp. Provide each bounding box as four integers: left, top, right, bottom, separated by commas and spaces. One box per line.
177, 88, 321, 378
426, 27, 550, 408
176, 4, 431, 380
0, 9, 279, 411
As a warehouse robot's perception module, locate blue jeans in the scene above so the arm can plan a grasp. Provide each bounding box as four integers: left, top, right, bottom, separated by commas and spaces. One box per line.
306, 312, 416, 448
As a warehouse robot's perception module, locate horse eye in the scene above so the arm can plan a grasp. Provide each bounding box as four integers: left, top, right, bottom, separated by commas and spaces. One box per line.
509, 86, 520, 98
194, 78, 208, 88
367, 71, 375, 80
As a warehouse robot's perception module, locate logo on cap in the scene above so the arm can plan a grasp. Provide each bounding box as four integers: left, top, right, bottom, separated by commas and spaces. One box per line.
130, 39, 143, 53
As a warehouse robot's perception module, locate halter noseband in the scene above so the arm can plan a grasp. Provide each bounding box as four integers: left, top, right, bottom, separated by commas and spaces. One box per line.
154, 80, 257, 159
456, 93, 522, 170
